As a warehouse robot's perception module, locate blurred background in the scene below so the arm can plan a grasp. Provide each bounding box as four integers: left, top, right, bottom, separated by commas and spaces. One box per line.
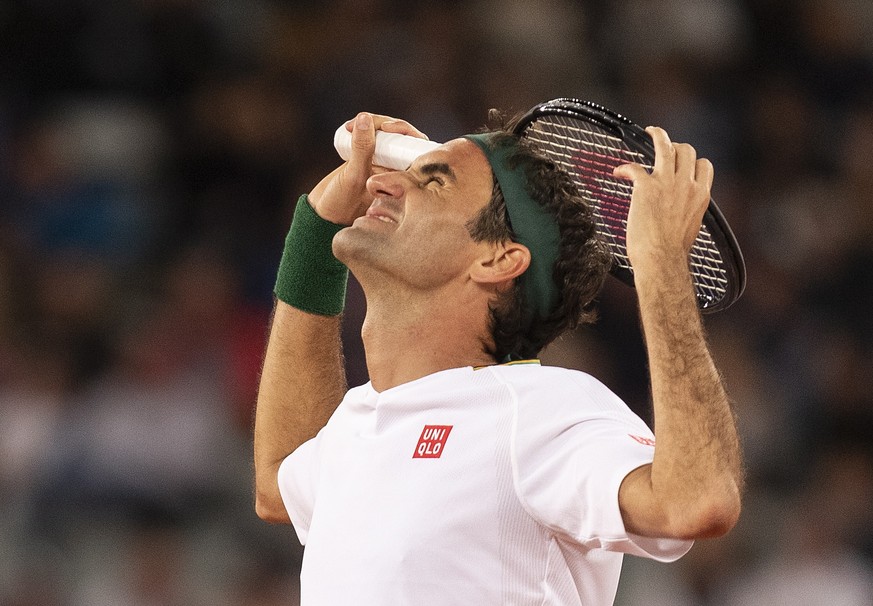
1, 0, 872, 604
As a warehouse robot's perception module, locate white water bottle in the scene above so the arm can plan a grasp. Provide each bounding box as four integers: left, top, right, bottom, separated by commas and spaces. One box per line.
333, 124, 441, 170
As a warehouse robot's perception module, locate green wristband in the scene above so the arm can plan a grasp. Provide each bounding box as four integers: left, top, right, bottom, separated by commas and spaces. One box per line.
274, 194, 349, 315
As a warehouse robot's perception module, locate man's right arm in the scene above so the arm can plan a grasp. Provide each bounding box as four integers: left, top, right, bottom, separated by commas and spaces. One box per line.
252, 112, 428, 524
253, 299, 346, 524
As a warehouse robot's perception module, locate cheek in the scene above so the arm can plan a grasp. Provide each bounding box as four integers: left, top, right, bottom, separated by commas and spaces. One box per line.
410, 216, 473, 252
397, 218, 477, 275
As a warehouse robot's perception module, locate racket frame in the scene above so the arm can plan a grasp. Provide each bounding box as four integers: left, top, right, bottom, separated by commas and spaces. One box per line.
514, 98, 746, 312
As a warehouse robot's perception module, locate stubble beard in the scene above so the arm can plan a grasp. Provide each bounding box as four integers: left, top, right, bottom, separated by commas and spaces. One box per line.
332, 224, 394, 285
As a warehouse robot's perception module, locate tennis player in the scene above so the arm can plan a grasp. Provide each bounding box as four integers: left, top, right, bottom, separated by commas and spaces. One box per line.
254, 111, 743, 605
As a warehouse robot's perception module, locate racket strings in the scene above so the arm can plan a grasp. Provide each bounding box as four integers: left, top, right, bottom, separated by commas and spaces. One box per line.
524, 115, 729, 307
526, 122, 635, 244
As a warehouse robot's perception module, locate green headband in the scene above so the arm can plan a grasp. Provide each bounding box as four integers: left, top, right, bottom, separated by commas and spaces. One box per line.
463, 133, 561, 329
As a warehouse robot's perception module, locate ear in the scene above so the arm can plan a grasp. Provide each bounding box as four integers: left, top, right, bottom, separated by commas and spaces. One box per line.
470, 241, 530, 286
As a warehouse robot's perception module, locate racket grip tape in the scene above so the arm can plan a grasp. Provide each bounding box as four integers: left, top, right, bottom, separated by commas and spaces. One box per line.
333, 124, 441, 170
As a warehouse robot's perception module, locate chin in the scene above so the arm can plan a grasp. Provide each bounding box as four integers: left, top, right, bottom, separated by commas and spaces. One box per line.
332, 227, 382, 269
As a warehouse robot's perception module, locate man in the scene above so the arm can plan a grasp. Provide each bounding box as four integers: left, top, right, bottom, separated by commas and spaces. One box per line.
253, 111, 743, 605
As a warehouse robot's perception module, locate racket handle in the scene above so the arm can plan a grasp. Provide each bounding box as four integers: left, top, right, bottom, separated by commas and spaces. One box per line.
333, 125, 441, 170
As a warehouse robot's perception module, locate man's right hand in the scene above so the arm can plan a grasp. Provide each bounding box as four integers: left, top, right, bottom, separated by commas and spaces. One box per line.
309, 112, 428, 225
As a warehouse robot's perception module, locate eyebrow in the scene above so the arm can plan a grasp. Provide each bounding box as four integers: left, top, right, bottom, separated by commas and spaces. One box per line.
417, 162, 457, 183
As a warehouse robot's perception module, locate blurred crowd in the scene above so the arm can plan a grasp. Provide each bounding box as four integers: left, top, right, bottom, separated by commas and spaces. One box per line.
1, 0, 872, 604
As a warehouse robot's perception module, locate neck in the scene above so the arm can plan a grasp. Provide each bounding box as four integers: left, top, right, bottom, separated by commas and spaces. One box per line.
360, 286, 496, 392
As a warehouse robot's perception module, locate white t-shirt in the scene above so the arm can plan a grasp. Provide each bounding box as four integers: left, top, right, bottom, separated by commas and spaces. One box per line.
278, 362, 691, 605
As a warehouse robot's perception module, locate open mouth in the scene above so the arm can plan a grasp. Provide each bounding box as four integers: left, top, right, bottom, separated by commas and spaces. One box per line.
364, 199, 400, 224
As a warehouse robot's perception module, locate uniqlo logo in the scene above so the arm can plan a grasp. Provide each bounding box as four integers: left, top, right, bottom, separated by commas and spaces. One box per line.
413, 425, 453, 459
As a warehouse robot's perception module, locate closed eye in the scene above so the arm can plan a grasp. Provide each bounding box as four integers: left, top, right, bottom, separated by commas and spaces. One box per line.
421, 175, 445, 188
415, 162, 456, 189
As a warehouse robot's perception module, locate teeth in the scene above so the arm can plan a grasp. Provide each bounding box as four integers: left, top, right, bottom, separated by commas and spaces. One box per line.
377, 215, 394, 223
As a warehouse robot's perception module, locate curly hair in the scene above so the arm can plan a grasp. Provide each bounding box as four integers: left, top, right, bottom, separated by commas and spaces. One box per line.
466, 110, 612, 361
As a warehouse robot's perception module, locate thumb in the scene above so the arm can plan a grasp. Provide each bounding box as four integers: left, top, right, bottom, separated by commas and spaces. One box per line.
346, 112, 375, 183
613, 162, 649, 182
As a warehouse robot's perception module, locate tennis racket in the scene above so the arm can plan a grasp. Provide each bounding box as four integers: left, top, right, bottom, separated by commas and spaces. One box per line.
514, 98, 746, 313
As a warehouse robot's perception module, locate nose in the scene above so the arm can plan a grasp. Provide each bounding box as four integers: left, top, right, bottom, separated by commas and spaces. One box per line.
366, 170, 408, 199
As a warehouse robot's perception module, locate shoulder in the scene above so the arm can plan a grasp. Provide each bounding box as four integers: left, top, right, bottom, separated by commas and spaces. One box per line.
484, 363, 650, 438
486, 363, 622, 407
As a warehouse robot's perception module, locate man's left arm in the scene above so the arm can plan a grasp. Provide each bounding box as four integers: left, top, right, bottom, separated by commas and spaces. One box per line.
614, 127, 743, 540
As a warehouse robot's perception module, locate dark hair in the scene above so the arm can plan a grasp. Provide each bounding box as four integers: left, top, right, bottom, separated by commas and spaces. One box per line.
466, 110, 611, 361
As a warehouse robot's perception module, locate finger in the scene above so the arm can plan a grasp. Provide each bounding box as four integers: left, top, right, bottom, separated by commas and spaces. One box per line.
344, 114, 396, 130
343, 113, 387, 131
673, 143, 697, 176
673, 143, 697, 181
696, 157, 714, 190
377, 119, 429, 140
613, 162, 650, 182
646, 126, 675, 175
345, 112, 375, 182
344, 114, 429, 140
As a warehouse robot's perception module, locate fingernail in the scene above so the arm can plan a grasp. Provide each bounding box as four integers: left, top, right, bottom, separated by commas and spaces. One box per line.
357, 113, 371, 129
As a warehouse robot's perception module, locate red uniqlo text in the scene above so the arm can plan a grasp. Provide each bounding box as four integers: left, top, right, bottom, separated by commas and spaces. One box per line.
413, 425, 453, 459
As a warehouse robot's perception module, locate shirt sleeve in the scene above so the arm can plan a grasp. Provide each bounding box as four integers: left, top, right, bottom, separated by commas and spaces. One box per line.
509, 371, 692, 562
277, 434, 321, 546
